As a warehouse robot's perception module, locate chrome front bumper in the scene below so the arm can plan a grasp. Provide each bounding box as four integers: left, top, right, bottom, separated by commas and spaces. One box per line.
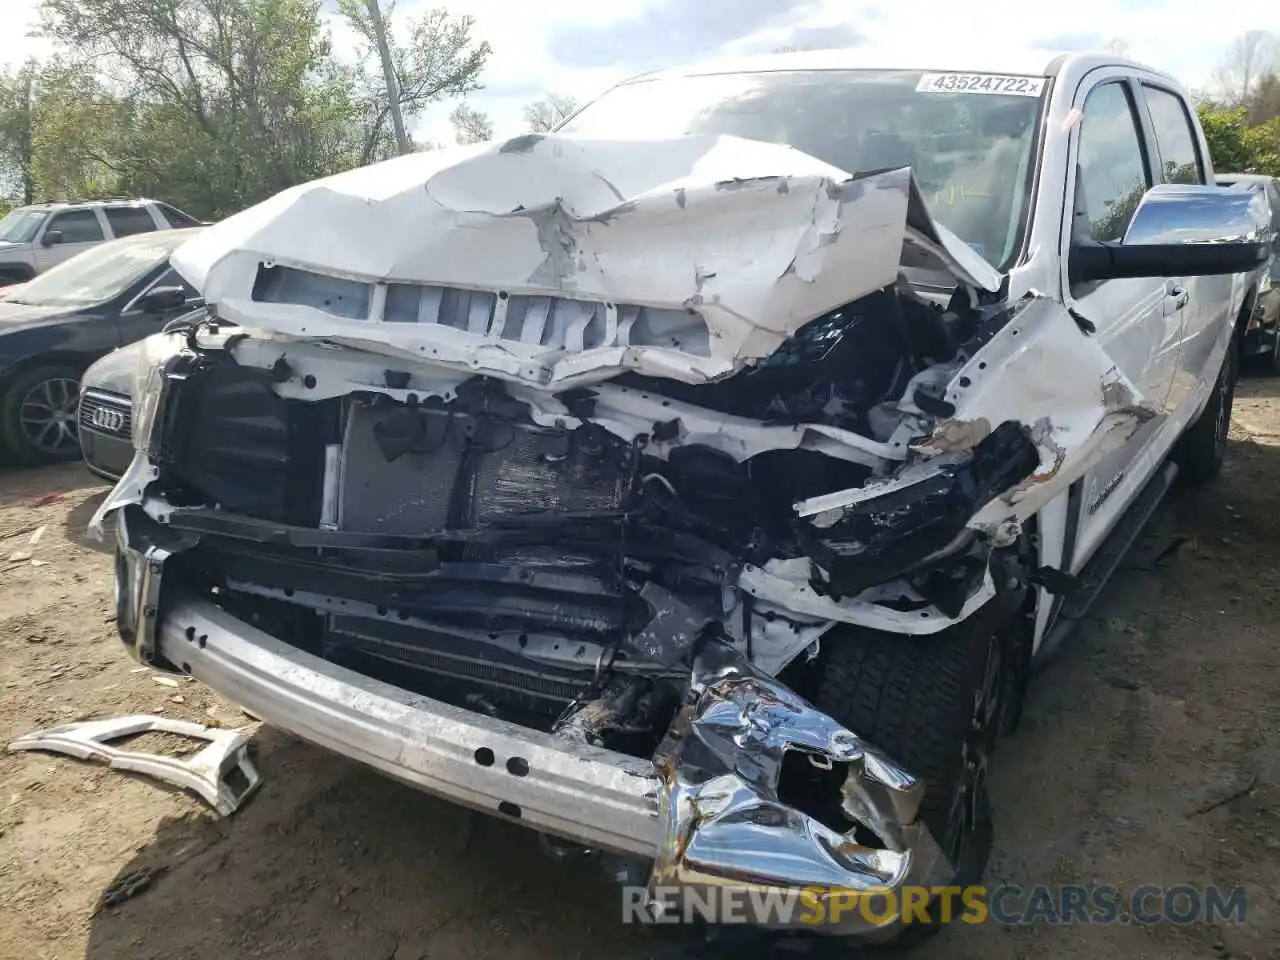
113, 502, 948, 937
156, 592, 663, 856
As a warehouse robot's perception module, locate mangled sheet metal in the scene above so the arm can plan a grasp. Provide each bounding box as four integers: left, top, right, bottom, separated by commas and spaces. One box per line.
648, 640, 947, 932
169, 134, 997, 390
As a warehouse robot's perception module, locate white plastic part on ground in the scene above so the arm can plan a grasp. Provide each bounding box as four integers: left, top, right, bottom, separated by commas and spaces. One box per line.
7, 714, 261, 816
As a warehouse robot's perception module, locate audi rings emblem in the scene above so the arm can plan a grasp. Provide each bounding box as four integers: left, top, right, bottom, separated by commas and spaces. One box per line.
90, 407, 126, 433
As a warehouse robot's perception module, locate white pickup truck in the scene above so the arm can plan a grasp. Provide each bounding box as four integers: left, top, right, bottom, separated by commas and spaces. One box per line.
89, 49, 1269, 948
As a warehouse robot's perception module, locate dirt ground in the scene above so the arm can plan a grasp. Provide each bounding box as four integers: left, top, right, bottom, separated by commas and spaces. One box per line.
1, 383, 1279, 960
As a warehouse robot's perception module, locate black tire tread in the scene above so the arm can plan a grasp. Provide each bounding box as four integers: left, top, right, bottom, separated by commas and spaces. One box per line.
814, 623, 990, 843
1172, 332, 1238, 485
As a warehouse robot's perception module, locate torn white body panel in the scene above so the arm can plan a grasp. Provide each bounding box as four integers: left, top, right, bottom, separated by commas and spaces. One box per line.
170, 135, 997, 391
932, 295, 1155, 531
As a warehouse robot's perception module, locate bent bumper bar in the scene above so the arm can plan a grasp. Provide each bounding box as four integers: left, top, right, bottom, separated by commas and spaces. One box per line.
115, 502, 947, 936
156, 592, 663, 857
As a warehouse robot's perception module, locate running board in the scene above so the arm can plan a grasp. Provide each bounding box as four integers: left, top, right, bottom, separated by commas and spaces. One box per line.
1032, 459, 1179, 669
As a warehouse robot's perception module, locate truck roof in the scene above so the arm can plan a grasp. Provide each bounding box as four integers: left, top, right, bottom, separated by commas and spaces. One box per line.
630, 49, 1178, 87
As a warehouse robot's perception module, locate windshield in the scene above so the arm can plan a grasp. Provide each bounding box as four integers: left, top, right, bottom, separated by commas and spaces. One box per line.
7, 236, 181, 307
560, 69, 1046, 270
0, 209, 47, 244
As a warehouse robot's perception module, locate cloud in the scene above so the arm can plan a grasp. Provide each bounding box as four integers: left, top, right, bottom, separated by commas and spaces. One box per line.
743, 21, 865, 54
1033, 32, 1105, 52
546, 0, 821, 68
0, 1, 49, 71
8, 0, 1280, 149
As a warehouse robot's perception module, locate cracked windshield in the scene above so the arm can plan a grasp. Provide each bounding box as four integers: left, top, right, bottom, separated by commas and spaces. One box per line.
559, 69, 1044, 269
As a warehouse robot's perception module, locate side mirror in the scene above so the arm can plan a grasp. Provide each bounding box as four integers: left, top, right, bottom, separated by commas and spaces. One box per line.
136, 286, 188, 312
41, 229, 63, 247
1069, 183, 1272, 284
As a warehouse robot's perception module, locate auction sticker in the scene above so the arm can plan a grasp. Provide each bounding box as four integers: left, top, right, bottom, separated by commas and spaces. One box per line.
916, 73, 1047, 96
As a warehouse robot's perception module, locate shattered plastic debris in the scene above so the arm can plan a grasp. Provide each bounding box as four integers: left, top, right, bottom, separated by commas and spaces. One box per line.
6, 524, 46, 563
7, 715, 261, 816
99, 866, 167, 910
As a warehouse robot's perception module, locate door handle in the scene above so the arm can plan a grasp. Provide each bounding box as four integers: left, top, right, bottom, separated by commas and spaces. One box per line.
1167, 285, 1190, 311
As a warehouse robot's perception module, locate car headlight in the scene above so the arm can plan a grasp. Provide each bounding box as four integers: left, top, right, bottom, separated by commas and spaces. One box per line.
130, 333, 185, 453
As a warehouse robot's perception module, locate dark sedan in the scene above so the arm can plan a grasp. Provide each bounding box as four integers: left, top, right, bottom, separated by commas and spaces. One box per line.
0, 228, 204, 465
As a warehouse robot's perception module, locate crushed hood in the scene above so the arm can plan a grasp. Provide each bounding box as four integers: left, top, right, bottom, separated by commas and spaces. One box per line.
171, 133, 1002, 389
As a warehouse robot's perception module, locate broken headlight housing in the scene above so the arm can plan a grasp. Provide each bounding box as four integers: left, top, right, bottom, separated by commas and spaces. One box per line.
795, 421, 1041, 608
130, 333, 187, 455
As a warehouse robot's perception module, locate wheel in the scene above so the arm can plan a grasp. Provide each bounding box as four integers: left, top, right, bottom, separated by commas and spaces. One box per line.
812, 617, 1002, 934
1172, 331, 1239, 484
1259, 320, 1280, 374
0, 364, 85, 465
0, 267, 33, 287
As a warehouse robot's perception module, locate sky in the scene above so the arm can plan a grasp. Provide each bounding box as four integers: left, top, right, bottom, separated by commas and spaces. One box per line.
5, 0, 1280, 146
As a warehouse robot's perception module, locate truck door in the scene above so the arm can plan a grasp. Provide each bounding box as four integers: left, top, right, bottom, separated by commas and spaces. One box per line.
1137, 82, 1230, 418
1060, 76, 1182, 571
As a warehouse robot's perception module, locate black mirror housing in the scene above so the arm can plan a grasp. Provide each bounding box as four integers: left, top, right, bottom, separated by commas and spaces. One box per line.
41, 230, 63, 247
138, 286, 188, 312
1070, 239, 1271, 284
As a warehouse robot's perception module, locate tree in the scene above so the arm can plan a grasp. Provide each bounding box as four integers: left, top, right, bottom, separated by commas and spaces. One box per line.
0, 62, 37, 204
337, 1, 491, 164
523, 94, 578, 133
39, 0, 368, 217
449, 102, 491, 145
1212, 30, 1280, 105
358, 0, 410, 155
1197, 101, 1280, 176
28, 58, 132, 202
1246, 72, 1280, 125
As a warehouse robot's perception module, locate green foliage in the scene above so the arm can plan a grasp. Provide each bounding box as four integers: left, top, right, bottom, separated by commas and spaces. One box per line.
0, 0, 489, 217
449, 102, 492, 145
337, 1, 490, 162
1198, 100, 1280, 177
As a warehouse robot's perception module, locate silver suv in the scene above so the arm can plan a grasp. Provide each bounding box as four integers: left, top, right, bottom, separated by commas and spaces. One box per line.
0, 199, 203, 286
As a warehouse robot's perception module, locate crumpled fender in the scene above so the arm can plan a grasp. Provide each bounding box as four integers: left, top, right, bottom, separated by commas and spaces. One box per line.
913, 293, 1154, 534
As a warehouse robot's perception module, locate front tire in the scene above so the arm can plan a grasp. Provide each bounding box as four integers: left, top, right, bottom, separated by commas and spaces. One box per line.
1259, 319, 1280, 374
1, 364, 85, 465
0, 266, 34, 287
812, 616, 1003, 932
1172, 330, 1239, 484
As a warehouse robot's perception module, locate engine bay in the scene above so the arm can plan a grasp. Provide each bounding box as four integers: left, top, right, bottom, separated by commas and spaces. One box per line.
120, 277, 1045, 759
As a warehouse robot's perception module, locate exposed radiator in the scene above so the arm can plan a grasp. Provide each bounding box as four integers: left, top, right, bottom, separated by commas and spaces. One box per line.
337, 398, 628, 535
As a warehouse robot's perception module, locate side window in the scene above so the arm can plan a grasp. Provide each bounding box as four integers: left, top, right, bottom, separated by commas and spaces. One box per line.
1074, 82, 1151, 243
158, 203, 201, 228
105, 206, 158, 238
1141, 85, 1205, 185
154, 267, 198, 299
46, 209, 105, 244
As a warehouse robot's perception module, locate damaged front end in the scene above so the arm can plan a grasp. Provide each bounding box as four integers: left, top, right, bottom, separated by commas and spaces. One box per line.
97, 136, 1149, 938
